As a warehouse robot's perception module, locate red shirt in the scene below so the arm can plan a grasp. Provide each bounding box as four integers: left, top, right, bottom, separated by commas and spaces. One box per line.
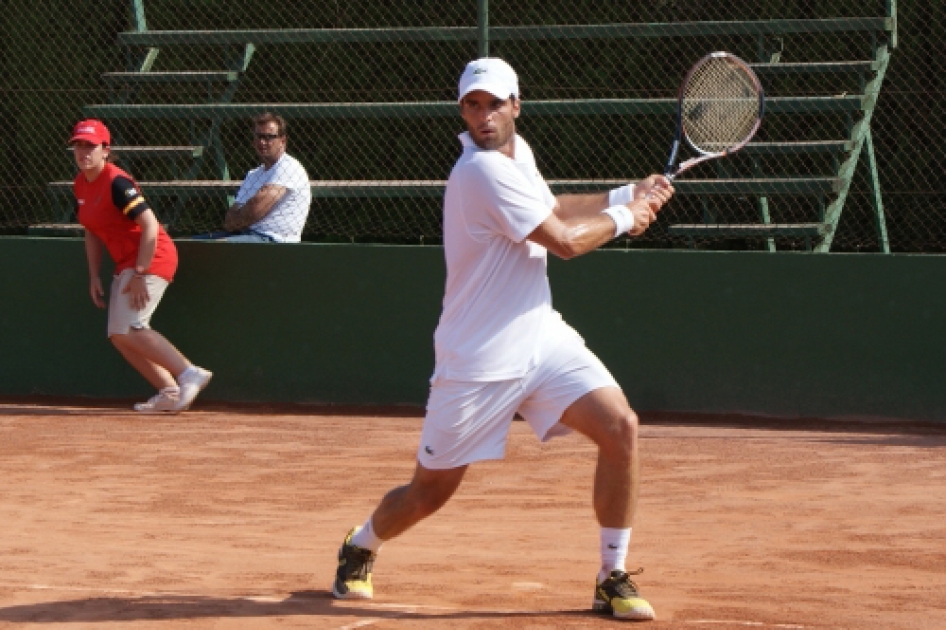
74, 163, 178, 282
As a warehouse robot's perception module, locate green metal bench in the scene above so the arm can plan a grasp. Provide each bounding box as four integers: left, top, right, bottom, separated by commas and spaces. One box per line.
47, 176, 841, 200
40, 175, 840, 236
82, 96, 869, 120
42, 1, 897, 252
116, 19, 896, 47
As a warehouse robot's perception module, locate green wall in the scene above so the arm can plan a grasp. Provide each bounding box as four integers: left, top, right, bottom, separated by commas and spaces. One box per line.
1, 237, 944, 421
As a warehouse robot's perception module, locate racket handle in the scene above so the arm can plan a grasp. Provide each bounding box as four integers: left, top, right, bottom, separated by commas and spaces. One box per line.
664, 139, 681, 179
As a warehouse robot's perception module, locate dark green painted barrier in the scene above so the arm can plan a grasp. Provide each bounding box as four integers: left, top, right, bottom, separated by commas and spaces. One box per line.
1, 237, 944, 421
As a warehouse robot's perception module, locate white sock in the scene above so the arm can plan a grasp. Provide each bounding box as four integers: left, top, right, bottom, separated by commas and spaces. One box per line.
599, 527, 631, 582
350, 517, 383, 553
161, 386, 180, 394
177, 365, 198, 382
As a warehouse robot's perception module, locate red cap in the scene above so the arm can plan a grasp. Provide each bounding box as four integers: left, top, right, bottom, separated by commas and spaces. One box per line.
69, 119, 111, 145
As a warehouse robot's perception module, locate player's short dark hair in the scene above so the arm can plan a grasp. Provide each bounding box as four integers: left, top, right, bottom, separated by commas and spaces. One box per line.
253, 112, 287, 137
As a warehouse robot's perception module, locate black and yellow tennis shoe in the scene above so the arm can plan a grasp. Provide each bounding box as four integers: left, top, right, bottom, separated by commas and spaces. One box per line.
593, 569, 656, 621
332, 526, 376, 599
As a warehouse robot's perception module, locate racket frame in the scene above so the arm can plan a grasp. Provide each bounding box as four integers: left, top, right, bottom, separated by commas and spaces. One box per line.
663, 51, 765, 180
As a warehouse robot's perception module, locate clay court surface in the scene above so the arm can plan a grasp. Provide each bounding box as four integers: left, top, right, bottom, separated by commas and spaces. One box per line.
0, 401, 944, 629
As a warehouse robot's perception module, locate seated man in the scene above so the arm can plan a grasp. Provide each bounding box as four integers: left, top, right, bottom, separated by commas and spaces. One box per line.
196, 112, 311, 242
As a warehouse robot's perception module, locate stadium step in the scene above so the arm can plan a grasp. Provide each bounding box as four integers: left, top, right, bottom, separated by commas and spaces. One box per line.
102, 71, 240, 84
64, 146, 205, 158
82, 95, 868, 121
46, 177, 842, 200
116, 17, 895, 47
667, 223, 831, 238
750, 60, 879, 74
741, 141, 852, 154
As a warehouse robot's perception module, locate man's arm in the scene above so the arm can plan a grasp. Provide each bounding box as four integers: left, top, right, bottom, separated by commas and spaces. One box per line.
553, 175, 671, 222
528, 187, 673, 260
224, 184, 288, 231
84, 230, 107, 309
553, 191, 610, 221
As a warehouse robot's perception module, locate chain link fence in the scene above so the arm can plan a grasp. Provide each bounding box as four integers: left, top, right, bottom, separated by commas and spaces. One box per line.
1, 1, 941, 252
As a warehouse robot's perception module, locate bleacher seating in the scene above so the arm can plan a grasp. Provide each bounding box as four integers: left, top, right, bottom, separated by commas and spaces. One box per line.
40, 7, 897, 252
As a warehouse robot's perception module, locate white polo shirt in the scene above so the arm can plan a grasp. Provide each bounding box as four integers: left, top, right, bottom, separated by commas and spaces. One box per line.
235, 153, 312, 242
433, 132, 566, 382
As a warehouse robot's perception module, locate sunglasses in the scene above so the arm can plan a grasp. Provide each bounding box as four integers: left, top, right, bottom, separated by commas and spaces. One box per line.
254, 132, 282, 141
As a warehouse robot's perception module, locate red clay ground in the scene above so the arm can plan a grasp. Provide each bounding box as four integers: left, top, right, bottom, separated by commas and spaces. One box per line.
0, 400, 944, 629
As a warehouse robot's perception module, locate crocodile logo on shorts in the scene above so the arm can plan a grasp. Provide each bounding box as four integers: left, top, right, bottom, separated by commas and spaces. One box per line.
425, 446, 434, 455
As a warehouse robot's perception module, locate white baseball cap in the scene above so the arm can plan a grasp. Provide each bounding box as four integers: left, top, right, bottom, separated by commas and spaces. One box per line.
457, 57, 519, 102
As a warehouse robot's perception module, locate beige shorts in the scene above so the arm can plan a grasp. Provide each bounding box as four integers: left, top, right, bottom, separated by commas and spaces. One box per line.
417, 327, 620, 470
107, 268, 169, 337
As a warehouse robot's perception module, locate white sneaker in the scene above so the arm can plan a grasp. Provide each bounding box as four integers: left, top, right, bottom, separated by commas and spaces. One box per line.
134, 388, 182, 413
174, 366, 213, 411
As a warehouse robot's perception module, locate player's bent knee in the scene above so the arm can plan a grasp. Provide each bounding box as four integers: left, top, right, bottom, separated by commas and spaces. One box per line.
599, 410, 639, 460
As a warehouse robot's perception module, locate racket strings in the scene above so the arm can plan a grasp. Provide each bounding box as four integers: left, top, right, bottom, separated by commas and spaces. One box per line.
682, 58, 760, 154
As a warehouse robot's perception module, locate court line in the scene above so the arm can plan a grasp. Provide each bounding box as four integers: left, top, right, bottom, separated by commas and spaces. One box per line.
335, 619, 383, 629
24, 584, 230, 598
357, 602, 455, 611
16, 584, 298, 604
688, 621, 806, 629
19, 584, 463, 630
20, 585, 455, 609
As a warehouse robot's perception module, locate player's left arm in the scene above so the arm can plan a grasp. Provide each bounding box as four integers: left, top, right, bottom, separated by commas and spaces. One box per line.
552, 192, 610, 221
529, 190, 672, 260
113, 176, 158, 308
553, 175, 672, 222
224, 184, 287, 231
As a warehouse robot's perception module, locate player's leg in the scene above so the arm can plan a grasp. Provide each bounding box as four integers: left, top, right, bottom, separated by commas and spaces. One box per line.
107, 270, 212, 412
371, 462, 468, 540
334, 377, 524, 600
333, 463, 467, 599
110, 336, 178, 390
115, 329, 212, 411
111, 329, 188, 384
559, 388, 654, 621
111, 329, 212, 412
516, 328, 653, 621
559, 387, 638, 530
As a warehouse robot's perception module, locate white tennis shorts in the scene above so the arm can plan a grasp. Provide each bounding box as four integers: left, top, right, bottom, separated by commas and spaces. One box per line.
107, 268, 169, 337
417, 324, 619, 470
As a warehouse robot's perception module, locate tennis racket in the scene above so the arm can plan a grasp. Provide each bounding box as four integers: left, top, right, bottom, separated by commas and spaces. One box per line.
661, 51, 764, 180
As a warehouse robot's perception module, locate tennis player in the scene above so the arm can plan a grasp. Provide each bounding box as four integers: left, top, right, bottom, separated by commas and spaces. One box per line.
70, 119, 212, 413
333, 58, 673, 621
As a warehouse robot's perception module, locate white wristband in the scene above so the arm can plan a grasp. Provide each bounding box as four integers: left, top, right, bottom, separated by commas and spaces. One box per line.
602, 205, 635, 238
608, 184, 636, 206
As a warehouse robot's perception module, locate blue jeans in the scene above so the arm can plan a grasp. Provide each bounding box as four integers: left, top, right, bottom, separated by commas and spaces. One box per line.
191, 229, 276, 242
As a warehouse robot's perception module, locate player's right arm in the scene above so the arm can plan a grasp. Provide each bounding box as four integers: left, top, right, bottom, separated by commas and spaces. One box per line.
84, 230, 106, 309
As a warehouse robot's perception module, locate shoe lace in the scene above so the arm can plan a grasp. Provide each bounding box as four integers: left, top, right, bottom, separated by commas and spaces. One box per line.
342, 544, 376, 580
608, 568, 644, 598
